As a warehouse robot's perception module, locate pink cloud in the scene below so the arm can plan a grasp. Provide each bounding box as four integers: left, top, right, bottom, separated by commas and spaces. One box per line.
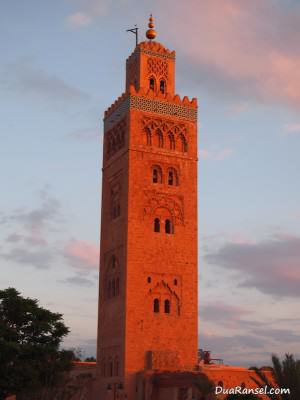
66, 12, 91, 28
64, 240, 99, 270
283, 123, 300, 135
66, 0, 107, 28
202, 302, 250, 322
206, 234, 300, 297
160, 0, 300, 109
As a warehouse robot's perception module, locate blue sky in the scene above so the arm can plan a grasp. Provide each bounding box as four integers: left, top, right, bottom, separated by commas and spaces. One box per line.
1, 0, 300, 365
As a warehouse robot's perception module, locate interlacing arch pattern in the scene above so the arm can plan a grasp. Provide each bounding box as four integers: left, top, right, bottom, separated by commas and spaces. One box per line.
106, 119, 126, 160
147, 57, 168, 80
142, 117, 188, 153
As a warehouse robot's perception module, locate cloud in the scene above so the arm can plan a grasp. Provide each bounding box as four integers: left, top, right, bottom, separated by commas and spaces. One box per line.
283, 123, 300, 135
199, 148, 233, 161
5, 233, 22, 243
66, 12, 91, 28
1, 60, 89, 102
199, 332, 268, 357
229, 103, 249, 115
66, 128, 100, 141
201, 302, 251, 323
254, 328, 300, 343
206, 234, 300, 298
65, 0, 108, 27
0, 190, 61, 269
7, 189, 61, 235
1, 247, 54, 269
61, 275, 95, 287
160, 0, 300, 110
64, 240, 99, 271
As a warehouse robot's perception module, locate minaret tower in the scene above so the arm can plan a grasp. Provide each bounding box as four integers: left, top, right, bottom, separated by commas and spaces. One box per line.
97, 16, 198, 400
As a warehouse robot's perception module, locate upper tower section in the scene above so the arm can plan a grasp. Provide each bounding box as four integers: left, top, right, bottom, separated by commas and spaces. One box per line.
125, 15, 176, 95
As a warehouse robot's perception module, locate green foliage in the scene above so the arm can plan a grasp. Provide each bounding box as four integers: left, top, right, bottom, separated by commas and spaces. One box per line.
193, 372, 216, 398
84, 356, 96, 362
251, 353, 300, 400
0, 288, 72, 400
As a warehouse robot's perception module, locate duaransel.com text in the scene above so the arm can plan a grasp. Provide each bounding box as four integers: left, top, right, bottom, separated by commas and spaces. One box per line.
215, 385, 290, 396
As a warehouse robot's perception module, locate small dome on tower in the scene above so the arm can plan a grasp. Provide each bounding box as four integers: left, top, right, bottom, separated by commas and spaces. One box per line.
146, 14, 157, 40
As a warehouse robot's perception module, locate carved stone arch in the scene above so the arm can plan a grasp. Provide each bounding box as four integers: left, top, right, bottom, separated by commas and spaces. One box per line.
161, 122, 169, 132
159, 78, 166, 94
179, 133, 188, 152
143, 190, 184, 226
148, 280, 180, 316
151, 164, 163, 184
148, 75, 157, 91
114, 356, 119, 376
153, 128, 164, 148
152, 206, 174, 234
167, 132, 175, 150
104, 255, 121, 300
167, 167, 179, 186
143, 127, 152, 146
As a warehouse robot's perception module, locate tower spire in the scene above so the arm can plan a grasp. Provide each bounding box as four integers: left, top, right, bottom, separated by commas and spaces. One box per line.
146, 14, 157, 40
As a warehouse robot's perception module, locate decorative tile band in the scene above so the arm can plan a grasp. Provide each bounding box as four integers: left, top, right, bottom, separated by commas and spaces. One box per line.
104, 95, 197, 131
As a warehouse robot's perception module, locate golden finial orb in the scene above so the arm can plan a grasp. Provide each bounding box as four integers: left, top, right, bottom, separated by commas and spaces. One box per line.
146, 14, 157, 40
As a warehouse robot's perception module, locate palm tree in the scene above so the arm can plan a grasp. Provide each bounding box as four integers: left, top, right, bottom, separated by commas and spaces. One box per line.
250, 353, 300, 400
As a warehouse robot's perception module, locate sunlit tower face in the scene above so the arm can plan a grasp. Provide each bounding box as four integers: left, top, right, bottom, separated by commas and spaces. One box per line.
97, 16, 198, 399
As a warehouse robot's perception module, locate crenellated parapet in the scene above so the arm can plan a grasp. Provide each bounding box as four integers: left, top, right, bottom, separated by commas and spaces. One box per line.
104, 85, 198, 131
104, 86, 197, 130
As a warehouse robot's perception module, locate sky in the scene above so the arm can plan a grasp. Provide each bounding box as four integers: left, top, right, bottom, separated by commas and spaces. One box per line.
1, 0, 300, 366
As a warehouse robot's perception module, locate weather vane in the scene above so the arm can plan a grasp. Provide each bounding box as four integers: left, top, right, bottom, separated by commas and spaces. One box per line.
126, 24, 139, 47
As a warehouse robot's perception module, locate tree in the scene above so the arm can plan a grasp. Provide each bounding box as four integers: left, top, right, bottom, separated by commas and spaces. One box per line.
85, 356, 96, 362
193, 372, 216, 399
0, 288, 73, 400
250, 354, 300, 400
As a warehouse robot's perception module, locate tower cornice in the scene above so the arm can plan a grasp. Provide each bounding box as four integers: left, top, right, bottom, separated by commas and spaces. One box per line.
104, 87, 198, 130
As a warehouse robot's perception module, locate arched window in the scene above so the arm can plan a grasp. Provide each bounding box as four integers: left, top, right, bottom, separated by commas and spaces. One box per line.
164, 299, 170, 314
105, 255, 120, 300
168, 171, 174, 185
114, 357, 119, 376
155, 130, 163, 148
180, 134, 188, 152
152, 166, 162, 184
115, 278, 119, 296
165, 219, 174, 234
101, 359, 106, 377
168, 168, 178, 186
154, 218, 160, 233
160, 80, 166, 94
149, 77, 155, 91
147, 276, 151, 283
174, 279, 178, 286
108, 281, 112, 298
109, 360, 113, 377
154, 298, 160, 313
168, 133, 175, 150
144, 128, 151, 146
